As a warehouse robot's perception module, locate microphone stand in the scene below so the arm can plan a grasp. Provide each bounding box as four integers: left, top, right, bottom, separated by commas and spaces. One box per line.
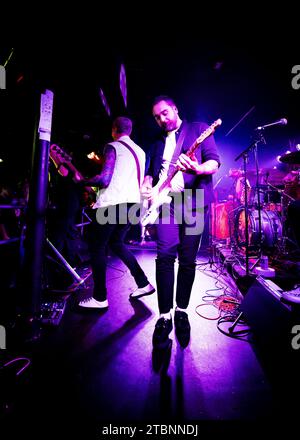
253, 131, 266, 256
229, 131, 266, 335
234, 130, 266, 275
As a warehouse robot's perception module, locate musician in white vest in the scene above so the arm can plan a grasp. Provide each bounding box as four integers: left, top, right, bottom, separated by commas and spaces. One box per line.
77, 117, 155, 309
141, 96, 220, 348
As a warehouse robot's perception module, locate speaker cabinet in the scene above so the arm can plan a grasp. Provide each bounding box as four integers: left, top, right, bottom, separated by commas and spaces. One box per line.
241, 276, 300, 356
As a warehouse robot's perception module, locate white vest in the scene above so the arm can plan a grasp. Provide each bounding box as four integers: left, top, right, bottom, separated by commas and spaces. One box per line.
94, 136, 145, 208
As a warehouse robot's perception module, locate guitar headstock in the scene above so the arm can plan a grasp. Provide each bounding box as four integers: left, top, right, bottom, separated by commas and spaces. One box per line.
50, 144, 72, 165
191, 119, 222, 150
200, 119, 222, 139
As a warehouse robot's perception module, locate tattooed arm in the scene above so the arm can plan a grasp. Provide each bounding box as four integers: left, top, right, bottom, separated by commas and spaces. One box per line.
78, 145, 116, 188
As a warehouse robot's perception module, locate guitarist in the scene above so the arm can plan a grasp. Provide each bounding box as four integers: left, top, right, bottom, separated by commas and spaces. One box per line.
48, 148, 83, 267
74, 116, 155, 309
141, 96, 221, 348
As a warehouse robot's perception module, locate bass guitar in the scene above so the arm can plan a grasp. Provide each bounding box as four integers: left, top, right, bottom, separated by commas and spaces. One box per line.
50, 144, 96, 194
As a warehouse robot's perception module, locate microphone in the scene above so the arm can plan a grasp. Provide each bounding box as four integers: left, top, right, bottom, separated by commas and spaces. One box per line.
255, 118, 288, 130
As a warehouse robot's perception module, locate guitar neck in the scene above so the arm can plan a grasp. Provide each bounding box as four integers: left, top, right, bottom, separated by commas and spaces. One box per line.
158, 119, 222, 193
161, 166, 180, 190
65, 161, 83, 179
185, 138, 200, 157
159, 139, 199, 192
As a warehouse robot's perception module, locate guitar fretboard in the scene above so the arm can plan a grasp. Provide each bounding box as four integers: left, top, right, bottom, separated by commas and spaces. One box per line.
158, 119, 222, 193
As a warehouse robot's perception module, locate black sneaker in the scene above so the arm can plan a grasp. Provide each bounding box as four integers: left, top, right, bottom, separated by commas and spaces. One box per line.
152, 317, 173, 349
174, 310, 191, 348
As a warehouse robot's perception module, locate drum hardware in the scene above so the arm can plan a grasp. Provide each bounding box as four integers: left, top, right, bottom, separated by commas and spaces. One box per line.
275, 188, 298, 255
259, 168, 286, 186
254, 180, 297, 256
234, 207, 283, 252
229, 125, 289, 333
234, 129, 267, 276
234, 178, 296, 257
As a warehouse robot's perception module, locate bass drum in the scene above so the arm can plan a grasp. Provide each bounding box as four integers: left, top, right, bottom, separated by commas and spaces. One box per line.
234, 208, 282, 251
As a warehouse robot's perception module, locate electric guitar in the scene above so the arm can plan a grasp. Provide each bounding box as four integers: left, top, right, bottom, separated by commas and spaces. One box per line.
50, 144, 96, 194
140, 119, 222, 227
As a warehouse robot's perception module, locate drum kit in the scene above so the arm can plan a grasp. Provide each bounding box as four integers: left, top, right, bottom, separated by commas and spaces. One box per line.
212, 150, 300, 256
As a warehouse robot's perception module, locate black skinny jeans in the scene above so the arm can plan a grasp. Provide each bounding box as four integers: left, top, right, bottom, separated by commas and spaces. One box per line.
89, 203, 149, 301
155, 201, 206, 314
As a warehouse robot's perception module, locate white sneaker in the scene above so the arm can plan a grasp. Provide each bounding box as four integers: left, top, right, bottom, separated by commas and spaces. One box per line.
130, 283, 155, 299
78, 297, 109, 309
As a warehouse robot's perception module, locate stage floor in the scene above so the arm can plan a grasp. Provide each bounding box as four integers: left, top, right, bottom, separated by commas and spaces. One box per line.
1, 248, 299, 437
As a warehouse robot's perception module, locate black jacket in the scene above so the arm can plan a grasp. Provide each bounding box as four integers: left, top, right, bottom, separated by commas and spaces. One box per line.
146, 121, 221, 206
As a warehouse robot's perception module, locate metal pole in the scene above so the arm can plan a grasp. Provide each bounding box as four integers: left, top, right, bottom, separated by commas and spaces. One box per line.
46, 238, 85, 284
23, 90, 54, 318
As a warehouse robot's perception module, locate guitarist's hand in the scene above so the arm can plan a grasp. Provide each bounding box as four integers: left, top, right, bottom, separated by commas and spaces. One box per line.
141, 184, 162, 203
176, 153, 200, 174
141, 184, 153, 200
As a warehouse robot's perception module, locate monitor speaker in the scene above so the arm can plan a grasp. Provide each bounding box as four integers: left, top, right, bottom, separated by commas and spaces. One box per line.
240, 276, 300, 356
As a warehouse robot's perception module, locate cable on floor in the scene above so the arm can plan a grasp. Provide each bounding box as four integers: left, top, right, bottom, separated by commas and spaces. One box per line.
195, 293, 240, 321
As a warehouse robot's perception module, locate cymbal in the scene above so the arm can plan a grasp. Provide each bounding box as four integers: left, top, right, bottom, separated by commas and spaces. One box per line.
228, 168, 263, 177
259, 168, 286, 185
279, 151, 300, 164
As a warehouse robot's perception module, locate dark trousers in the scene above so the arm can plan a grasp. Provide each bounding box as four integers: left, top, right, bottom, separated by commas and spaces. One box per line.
89, 203, 149, 301
155, 201, 205, 314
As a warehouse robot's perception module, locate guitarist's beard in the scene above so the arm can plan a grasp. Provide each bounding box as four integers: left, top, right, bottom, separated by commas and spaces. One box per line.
162, 120, 178, 132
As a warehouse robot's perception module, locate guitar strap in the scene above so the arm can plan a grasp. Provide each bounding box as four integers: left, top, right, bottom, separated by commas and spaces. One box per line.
114, 140, 142, 187
167, 121, 188, 178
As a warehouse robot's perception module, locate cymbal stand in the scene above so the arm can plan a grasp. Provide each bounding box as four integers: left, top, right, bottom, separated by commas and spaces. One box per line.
277, 189, 297, 255
252, 132, 266, 258
262, 180, 297, 254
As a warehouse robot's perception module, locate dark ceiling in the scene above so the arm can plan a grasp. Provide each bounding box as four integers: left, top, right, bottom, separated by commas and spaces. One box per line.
1, 26, 299, 185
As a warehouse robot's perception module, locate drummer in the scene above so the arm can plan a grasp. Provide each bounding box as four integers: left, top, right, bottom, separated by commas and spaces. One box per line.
228, 168, 251, 205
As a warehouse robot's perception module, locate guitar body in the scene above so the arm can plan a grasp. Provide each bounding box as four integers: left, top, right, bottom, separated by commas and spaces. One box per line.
141, 118, 222, 227
141, 185, 172, 226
